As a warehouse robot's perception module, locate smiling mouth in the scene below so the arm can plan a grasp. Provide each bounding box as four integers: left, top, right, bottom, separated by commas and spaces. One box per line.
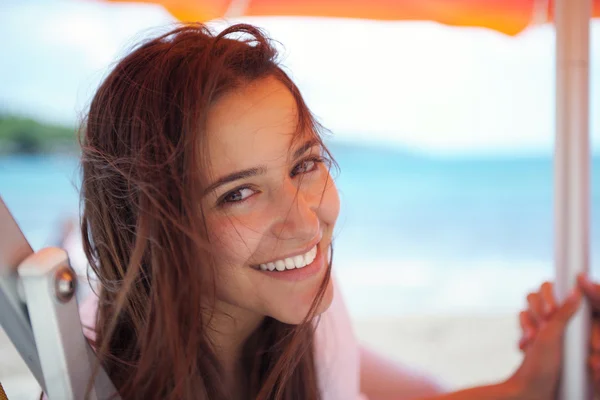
253, 245, 318, 272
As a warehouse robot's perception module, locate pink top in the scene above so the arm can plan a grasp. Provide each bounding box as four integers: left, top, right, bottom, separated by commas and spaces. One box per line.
42, 276, 443, 399
74, 279, 367, 399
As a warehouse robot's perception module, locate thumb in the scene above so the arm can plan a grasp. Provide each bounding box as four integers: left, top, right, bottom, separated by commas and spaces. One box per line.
550, 288, 582, 328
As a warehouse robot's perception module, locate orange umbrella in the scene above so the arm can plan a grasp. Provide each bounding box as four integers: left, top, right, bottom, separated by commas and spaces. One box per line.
107, 0, 600, 35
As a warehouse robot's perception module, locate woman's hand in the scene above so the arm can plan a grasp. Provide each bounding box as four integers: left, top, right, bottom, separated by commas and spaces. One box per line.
414, 289, 580, 400
507, 288, 581, 399
419, 291, 581, 400
518, 282, 559, 351
519, 277, 600, 394
577, 274, 600, 393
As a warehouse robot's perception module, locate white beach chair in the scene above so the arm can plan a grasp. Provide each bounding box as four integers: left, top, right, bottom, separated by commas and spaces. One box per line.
0, 196, 119, 400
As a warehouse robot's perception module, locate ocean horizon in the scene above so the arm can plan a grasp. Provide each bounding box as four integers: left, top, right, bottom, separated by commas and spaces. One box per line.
2, 140, 599, 317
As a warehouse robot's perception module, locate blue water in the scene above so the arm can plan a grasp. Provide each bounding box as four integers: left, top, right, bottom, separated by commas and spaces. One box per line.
1, 143, 599, 315
0, 155, 81, 247
334, 143, 600, 264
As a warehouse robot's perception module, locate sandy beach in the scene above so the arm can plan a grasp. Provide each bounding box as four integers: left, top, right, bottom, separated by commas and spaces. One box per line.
354, 314, 522, 391
1, 313, 522, 399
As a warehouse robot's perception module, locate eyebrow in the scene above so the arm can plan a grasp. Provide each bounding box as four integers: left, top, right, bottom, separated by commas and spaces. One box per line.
205, 139, 321, 195
292, 138, 320, 159
204, 166, 267, 195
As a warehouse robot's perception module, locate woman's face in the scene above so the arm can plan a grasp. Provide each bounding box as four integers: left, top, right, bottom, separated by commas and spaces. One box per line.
202, 76, 339, 325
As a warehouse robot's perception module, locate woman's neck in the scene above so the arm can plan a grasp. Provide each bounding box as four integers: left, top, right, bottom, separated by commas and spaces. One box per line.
208, 300, 265, 397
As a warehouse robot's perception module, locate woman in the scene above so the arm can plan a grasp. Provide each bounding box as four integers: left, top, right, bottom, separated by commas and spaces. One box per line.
75, 22, 582, 399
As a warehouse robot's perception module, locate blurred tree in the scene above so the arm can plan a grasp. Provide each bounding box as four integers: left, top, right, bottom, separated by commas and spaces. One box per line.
0, 115, 76, 154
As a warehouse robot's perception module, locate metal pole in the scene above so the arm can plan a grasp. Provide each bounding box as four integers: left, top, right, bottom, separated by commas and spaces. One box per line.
554, 0, 593, 399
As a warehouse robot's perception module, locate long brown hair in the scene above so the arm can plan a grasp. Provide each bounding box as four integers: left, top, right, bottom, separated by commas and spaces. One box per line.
79, 23, 336, 399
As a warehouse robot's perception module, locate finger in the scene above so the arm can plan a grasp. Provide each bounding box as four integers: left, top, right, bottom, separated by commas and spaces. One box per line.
589, 353, 600, 372
593, 373, 600, 397
591, 320, 600, 352
589, 346, 600, 392
577, 273, 600, 309
527, 292, 544, 325
549, 288, 582, 329
518, 335, 529, 351
541, 282, 557, 318
518, 311, 537, 350
593, 364, 600, 396
589, 354, 600, 390
519, 310, 537, 333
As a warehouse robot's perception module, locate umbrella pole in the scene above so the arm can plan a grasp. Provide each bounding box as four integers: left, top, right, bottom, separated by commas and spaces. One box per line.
555, 0, 593, 399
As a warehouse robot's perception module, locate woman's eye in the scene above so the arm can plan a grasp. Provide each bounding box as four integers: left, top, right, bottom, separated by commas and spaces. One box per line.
221, 187, 255, 204
291, 158, 321, 177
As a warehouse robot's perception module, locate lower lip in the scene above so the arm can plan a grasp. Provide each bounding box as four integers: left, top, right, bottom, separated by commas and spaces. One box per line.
255, 245, 325, 282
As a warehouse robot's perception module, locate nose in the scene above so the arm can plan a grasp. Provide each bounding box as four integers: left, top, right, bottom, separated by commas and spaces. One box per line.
269, 178, 320, 242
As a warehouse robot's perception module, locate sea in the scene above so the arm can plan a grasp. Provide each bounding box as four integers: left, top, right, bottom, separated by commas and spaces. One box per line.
1, 141, 599, 317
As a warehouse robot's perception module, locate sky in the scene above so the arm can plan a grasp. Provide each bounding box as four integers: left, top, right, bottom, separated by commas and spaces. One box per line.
1, 0, 599, 155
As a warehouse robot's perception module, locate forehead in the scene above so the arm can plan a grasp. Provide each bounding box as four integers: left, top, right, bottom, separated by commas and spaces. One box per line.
205, 76, 304, 176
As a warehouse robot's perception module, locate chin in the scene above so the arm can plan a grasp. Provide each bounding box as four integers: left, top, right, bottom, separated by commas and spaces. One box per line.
314, 277, 334, 315
272, 277, 335, 325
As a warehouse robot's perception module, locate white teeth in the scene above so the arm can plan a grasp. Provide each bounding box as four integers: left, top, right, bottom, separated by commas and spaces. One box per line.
257, 245, 318, 272
275, 260, 286, 271
293, 255, 305, 268
284, 258, 295, 270
305, 246, 317, 265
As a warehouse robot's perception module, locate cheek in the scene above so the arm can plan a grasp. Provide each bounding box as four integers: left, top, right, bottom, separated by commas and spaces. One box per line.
318, 178, 340, 226
206, 214, 264, 265
206, 214, 269, 308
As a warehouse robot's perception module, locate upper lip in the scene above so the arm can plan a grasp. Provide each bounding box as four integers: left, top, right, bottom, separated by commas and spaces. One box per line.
254, 235, 321, 266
